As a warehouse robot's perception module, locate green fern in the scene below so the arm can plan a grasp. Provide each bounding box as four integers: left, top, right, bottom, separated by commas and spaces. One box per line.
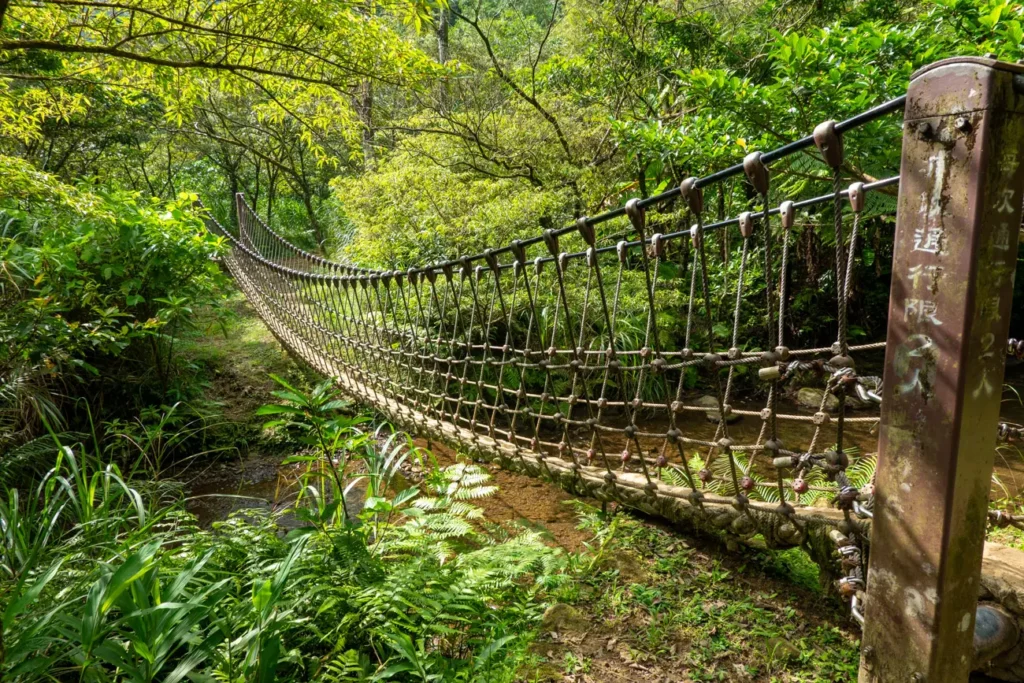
317, 649, 374, 682
663, 446, 869, 507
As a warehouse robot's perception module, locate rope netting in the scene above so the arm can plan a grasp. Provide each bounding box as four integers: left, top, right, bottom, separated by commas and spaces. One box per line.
203, 95, 1024, 620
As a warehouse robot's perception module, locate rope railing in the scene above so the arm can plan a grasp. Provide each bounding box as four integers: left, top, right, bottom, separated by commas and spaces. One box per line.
209, 101, 910, 540
204, 70, 1023, 651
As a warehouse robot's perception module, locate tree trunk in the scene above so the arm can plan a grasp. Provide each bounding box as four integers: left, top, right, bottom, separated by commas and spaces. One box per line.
437, 8, 450, 64
637, 156, 647, 198
436, 7, 451, 111
301, 190, 323, 248
228, 171, 240, 230
358, 80, 375, 171
267, 167, 278, 224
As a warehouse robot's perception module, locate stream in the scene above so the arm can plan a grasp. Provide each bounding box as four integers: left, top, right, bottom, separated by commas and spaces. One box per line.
185, 375, 1024, 526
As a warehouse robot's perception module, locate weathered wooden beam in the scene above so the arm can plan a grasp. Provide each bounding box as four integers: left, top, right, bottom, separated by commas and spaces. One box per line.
860, 57, 1024, 683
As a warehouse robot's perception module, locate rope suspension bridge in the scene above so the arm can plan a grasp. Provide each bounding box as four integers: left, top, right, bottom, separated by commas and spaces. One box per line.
203, 57, 1024, 682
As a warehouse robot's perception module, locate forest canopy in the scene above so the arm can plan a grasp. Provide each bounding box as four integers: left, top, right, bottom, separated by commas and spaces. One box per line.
2, 0, 1021, 258
2, 0, 1023, 420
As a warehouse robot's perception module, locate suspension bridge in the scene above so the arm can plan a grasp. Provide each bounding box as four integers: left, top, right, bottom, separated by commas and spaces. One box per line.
203, 57, 1024, 682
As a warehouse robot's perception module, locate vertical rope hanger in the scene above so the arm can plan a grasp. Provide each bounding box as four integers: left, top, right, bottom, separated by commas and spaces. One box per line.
573, 223, 628, 484
404, 269, 434, 412
773, 201, 796, 509
504, 245, 545, 464
422, 267, 451, 423
481, 252, 519, 441
813, 121, 859, 525
681, 178, 744, 505
743, 152, 789, 510
435, 264, 465, 430
623, 200, 663, 489
544, 232, 609, 482
528, 237, 581, 468
661, 207, 703, 500
461, 262, 499, 444
449, 261, 486, 450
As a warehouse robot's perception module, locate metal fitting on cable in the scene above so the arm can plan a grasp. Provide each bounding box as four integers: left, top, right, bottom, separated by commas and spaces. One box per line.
679, 177, 704, 215
847, 182, 865, 213
853, 381, 882, 405
854, 500, 873, 519
739, 211, 755, 238
558, 252, 570, 272
651, 233, 666, 258
743, 151, 770, 195
998, 422, 1023, 442
577, 216, 595, 246
484, 249, 500, 273
511, 240, 526, 265
543, 229, 559, 257
1008, 337, 1024, 359
625, 198, 645, 236
813, 120, 844, 168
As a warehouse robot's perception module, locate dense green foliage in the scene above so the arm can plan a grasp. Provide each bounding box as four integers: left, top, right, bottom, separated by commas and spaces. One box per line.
2, 1, 1024, 680
1, 385, 565, 681
332, 0, 1023, 263
0, 159, 228, 450
3, 0, 1023, 363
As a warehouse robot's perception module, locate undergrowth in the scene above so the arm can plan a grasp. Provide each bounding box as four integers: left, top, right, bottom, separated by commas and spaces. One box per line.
529, 501, 861, 682
0, 384, 567, 682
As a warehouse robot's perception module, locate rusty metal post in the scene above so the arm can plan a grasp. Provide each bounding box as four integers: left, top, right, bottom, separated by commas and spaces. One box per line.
860, 58, 1024, 682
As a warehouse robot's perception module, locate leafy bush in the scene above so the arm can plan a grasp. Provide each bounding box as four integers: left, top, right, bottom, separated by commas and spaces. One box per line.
333, 144, 574, 269
0, 155, 228, 448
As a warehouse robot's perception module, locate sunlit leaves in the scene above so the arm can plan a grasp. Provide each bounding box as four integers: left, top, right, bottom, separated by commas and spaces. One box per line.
1, 0, 446, 168
0, 162, 228, 399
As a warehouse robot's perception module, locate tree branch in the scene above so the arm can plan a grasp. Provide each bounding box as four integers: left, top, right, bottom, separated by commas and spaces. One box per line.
451, 6, 574, 165
10, 0, 385, 82
0, 39, 347, 89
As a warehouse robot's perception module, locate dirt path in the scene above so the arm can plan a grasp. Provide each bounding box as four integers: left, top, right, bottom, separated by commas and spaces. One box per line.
418, 437, 862, 682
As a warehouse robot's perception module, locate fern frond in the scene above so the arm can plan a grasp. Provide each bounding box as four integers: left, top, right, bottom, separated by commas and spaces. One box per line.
659, 465, 693, 488
451, 485, 498, 500
846, 454, 877, 489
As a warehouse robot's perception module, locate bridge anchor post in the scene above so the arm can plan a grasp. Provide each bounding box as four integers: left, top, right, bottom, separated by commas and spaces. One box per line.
860, 58, 1024, 682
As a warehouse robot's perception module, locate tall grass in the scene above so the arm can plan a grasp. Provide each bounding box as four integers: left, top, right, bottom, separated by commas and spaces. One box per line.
0, 386, 565, 682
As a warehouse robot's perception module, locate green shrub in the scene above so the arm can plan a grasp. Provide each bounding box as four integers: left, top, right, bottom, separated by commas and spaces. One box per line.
0, 156, 229, 447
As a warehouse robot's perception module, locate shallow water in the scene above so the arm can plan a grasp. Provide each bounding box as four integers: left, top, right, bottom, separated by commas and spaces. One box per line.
185, 454, 388, 527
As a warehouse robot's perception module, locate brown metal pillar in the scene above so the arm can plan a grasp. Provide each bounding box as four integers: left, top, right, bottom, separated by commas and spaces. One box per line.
860, 58, 1024, 682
